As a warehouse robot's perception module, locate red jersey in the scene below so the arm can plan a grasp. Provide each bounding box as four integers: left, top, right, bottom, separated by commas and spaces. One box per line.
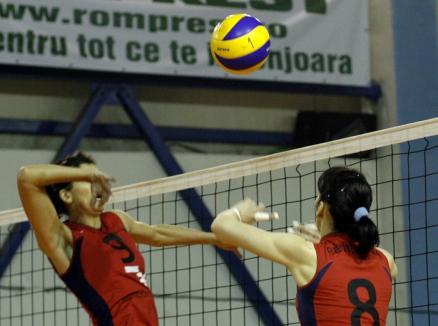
296, 233, 392, 325
58, 212, 158, 326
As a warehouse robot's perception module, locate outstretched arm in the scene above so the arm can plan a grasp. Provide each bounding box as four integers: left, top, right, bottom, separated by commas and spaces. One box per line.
211, 199, 316, 272
113, 210, 239, 254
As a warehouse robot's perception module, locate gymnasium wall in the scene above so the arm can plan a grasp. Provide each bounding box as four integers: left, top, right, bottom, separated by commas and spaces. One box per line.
391, 1, 438, 325
0, 1, 396, 157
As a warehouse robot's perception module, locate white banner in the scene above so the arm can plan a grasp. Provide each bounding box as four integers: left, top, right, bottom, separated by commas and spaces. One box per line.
0, 0, 370, 86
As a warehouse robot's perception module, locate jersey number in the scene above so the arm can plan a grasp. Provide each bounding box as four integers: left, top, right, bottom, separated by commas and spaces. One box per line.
348, 278, 380, 326
103, 234, 135, 263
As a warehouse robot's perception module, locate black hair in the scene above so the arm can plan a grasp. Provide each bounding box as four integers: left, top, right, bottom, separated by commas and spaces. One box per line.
317, 166, 379, 259
46, 152, 96, 216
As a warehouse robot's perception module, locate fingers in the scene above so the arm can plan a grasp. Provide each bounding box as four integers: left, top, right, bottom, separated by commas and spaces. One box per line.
97, 171, 116, 184
237, 198, 264, 211
242, 198, 264, 209
287, 221, 321, 243
81, 166, 114, 208
96, 171, 115, 192
257, 202, 265, 211
104, 173, 116, 183
233, 198, 277, 224
91, 175, 113, 206
87, 165, 115, 183
100, 186, 112, 204
101, 178, 113, 195
254, 211, 279, 222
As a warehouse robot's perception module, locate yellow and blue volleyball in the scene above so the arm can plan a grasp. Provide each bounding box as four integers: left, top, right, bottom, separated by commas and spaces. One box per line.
210, 13, 270, 75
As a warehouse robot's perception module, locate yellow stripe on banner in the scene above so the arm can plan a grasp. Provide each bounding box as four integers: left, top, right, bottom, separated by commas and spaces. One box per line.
213, 13, 249, 40
212, 25, 270, 59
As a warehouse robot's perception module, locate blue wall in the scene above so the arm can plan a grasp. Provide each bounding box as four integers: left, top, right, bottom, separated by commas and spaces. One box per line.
392, 0, 438, 123
391, 1, 438, 325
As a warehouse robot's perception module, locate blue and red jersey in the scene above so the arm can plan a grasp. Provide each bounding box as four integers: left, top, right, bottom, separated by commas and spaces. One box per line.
296, 233, 392, 325
58, 212, 158, 326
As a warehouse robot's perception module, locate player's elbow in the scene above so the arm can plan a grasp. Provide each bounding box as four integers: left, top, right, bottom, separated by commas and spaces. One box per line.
211, 212, 234, 240
17, 166, 30, 185
17, 165, 42, 187
17, 166, 41, 187
17, 167, 36, 192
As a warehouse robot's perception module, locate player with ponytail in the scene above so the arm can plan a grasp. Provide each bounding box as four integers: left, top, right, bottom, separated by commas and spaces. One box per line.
316, 166, 379, 259
212, 166, 397, 325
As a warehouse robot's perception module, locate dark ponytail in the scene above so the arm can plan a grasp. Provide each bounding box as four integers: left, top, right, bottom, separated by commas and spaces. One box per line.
317, 167, 379, 259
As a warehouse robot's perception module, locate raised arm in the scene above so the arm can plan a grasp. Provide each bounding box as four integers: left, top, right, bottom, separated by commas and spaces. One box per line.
18, 165, 89, 250
211, 199, 317, 284
17, 164, 111, 272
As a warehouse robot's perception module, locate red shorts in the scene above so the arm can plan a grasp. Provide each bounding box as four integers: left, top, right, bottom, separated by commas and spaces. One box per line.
111, 290, 159, 326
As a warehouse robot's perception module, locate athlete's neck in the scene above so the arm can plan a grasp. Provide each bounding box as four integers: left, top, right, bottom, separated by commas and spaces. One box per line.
319, 214, 335, 238
68, 212, 102, 229
315, 200, 336, 238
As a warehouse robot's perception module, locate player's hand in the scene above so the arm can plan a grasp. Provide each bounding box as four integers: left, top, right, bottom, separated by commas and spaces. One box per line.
287, 221, 321, 243
231, 198, 265, 224
84, 167, 115, 207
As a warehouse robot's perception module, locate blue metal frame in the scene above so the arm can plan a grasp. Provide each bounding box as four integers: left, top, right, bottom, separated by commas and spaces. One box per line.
0, 85, 283, 325
0, 118, 293, 146
0, 86, 111, 277
117, 87, 283, 325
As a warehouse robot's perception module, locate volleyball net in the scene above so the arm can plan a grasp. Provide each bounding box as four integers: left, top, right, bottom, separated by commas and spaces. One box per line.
0, 117, 437, 325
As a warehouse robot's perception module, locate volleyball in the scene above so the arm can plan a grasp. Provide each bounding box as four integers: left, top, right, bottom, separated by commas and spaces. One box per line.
210, 13, 270, 75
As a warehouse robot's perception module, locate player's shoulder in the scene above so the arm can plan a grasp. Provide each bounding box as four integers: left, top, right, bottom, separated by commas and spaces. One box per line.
375, 247, 398, 280
375, 247, 394, 261
106, 209, 126, 218
105, 209, 133, 231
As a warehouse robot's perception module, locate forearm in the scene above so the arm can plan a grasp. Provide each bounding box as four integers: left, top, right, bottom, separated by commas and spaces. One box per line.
18, 164, 92, 187
148, 224, 217, 246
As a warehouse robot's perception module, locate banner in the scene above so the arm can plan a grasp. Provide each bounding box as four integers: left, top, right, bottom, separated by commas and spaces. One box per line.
0, 0, 370, 86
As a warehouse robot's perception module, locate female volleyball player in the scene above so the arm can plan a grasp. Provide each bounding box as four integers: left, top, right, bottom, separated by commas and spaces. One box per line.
212, 166, 398, 325
17, 152, 237, 326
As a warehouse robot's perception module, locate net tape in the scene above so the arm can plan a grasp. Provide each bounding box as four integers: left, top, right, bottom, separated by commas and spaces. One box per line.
1, 117, 437, 226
